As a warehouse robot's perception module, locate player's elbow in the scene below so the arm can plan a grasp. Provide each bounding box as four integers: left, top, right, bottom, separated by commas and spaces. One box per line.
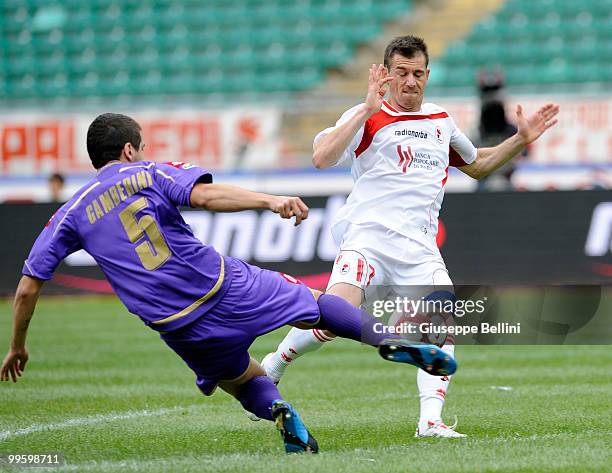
467, 154, 490, 180
312, 158, 324, 170
312, 151, 332, 169
190, 183, 217, 209
470, 168, 487, 180
312, 152, 324, 169
462, 162, 487, 180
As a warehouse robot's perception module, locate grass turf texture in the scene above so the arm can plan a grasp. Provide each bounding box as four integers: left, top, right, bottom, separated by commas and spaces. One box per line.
1, 296, 610, 473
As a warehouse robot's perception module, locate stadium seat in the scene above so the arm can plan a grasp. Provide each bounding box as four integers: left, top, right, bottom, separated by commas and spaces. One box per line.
434, 0, 612, 90
2, 0, 415, 100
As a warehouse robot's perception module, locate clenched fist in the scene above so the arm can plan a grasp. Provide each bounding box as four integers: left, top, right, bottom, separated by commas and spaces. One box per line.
269, 196, 309, 226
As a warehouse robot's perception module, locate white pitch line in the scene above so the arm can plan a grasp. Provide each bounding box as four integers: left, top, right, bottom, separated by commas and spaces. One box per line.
0, 405, 196, 442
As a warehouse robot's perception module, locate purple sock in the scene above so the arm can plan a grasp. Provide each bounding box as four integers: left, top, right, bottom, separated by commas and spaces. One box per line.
316, 294, 387, 346
236, 376, 282, 421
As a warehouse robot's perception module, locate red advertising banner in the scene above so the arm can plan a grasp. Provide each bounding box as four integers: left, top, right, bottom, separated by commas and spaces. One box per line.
0, 108, 281, 175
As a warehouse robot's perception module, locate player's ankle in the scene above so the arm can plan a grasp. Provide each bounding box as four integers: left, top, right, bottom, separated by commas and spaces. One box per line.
418, 418, 441, 431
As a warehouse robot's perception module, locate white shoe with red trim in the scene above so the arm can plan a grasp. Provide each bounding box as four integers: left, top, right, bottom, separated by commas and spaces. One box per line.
415, 418, 467, 438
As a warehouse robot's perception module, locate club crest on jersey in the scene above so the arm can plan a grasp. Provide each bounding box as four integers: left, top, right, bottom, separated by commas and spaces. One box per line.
166, 161, 195, 170
435, 126, 444, 144
340, 262, 351, 275
279, 272, 301, 284
45, 210, 58, 228
396, 145, 415, 173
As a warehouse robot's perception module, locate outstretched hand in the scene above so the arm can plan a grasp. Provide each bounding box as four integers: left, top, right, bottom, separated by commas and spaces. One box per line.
516, 103, 560, 145
365, 64, 394, 116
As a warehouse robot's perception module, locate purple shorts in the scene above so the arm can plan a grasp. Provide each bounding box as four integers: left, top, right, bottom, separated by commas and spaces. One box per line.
161, 256, 320, 395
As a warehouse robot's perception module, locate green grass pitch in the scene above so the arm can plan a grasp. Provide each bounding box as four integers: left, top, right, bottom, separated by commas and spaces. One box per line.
1, 296, 611, 472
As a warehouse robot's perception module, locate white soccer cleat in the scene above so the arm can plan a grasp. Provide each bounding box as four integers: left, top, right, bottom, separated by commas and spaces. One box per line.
261, 352, 287, 385
415, 418, 467, 438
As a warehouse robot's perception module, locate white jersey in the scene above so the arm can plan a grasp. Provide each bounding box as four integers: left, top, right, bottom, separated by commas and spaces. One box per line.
315, 100, 477, 250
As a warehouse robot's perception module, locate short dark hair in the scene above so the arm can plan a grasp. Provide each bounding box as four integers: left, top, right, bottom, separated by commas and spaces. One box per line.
49, 173, 64, 184
87, 113, 142, 169
384, 35, 429, 69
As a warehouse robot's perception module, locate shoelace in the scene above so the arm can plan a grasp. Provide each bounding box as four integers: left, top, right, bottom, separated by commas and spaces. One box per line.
429, 415, 459, 432
447, 415, 459, 430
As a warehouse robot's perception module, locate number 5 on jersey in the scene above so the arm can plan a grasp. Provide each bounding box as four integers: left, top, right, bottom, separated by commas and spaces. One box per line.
119, 197, 172, 270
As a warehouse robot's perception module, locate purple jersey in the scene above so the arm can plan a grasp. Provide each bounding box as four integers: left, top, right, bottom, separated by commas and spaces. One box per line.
23, 161, 231, 332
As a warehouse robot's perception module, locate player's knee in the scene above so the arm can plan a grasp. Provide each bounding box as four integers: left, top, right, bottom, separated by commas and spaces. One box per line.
308, 288, 323, 301
432, 268, 453, 291
326, 282, 363, 306
216, 357, 265, 397
219, 374, 256, 397
328, 250, 373, 294
196, 377, 219, 397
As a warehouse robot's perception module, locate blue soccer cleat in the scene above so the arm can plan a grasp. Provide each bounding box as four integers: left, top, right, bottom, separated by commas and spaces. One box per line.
378, 340, 457, 376
271, 400, 319, 454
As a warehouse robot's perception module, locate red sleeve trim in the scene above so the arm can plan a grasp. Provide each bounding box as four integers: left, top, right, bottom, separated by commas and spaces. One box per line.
449, 145, 469, 167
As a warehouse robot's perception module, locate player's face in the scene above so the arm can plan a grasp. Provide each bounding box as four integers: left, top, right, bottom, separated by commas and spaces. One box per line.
127, 138, 146, 163
388, 52, 429, 112
49, 178, 63, 200
134, 140, 145, 161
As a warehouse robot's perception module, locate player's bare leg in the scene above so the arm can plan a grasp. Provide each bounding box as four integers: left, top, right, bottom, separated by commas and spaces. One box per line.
217, 357, 266, 396
265, 287, 455, 379
262, 282, 362, 383
264, 275, 465, 438
263, 248, 371, 380
305, 289, 456, 375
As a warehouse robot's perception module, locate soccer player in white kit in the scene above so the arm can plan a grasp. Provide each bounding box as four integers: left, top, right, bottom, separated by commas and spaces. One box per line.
262, 36, 559, 438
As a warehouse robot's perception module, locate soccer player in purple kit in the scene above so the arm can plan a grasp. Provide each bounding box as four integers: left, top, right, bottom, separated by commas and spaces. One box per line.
1, 113, 457, 454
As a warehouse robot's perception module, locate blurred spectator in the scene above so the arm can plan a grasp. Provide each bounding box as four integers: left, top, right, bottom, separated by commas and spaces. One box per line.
584, 167, 612, 190
472, 71, 528, 191
48, 173, 65, 202
477, 69, 505, 103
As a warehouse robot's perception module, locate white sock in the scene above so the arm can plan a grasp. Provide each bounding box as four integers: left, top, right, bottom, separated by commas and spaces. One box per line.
417, 344, 455, 432
269, 327, 334, 370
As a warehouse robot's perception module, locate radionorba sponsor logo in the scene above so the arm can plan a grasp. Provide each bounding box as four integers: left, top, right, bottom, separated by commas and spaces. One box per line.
394, 129, 428, 139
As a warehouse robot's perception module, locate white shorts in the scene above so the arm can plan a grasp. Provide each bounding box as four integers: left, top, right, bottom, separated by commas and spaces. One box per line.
327, 222, 453, 302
